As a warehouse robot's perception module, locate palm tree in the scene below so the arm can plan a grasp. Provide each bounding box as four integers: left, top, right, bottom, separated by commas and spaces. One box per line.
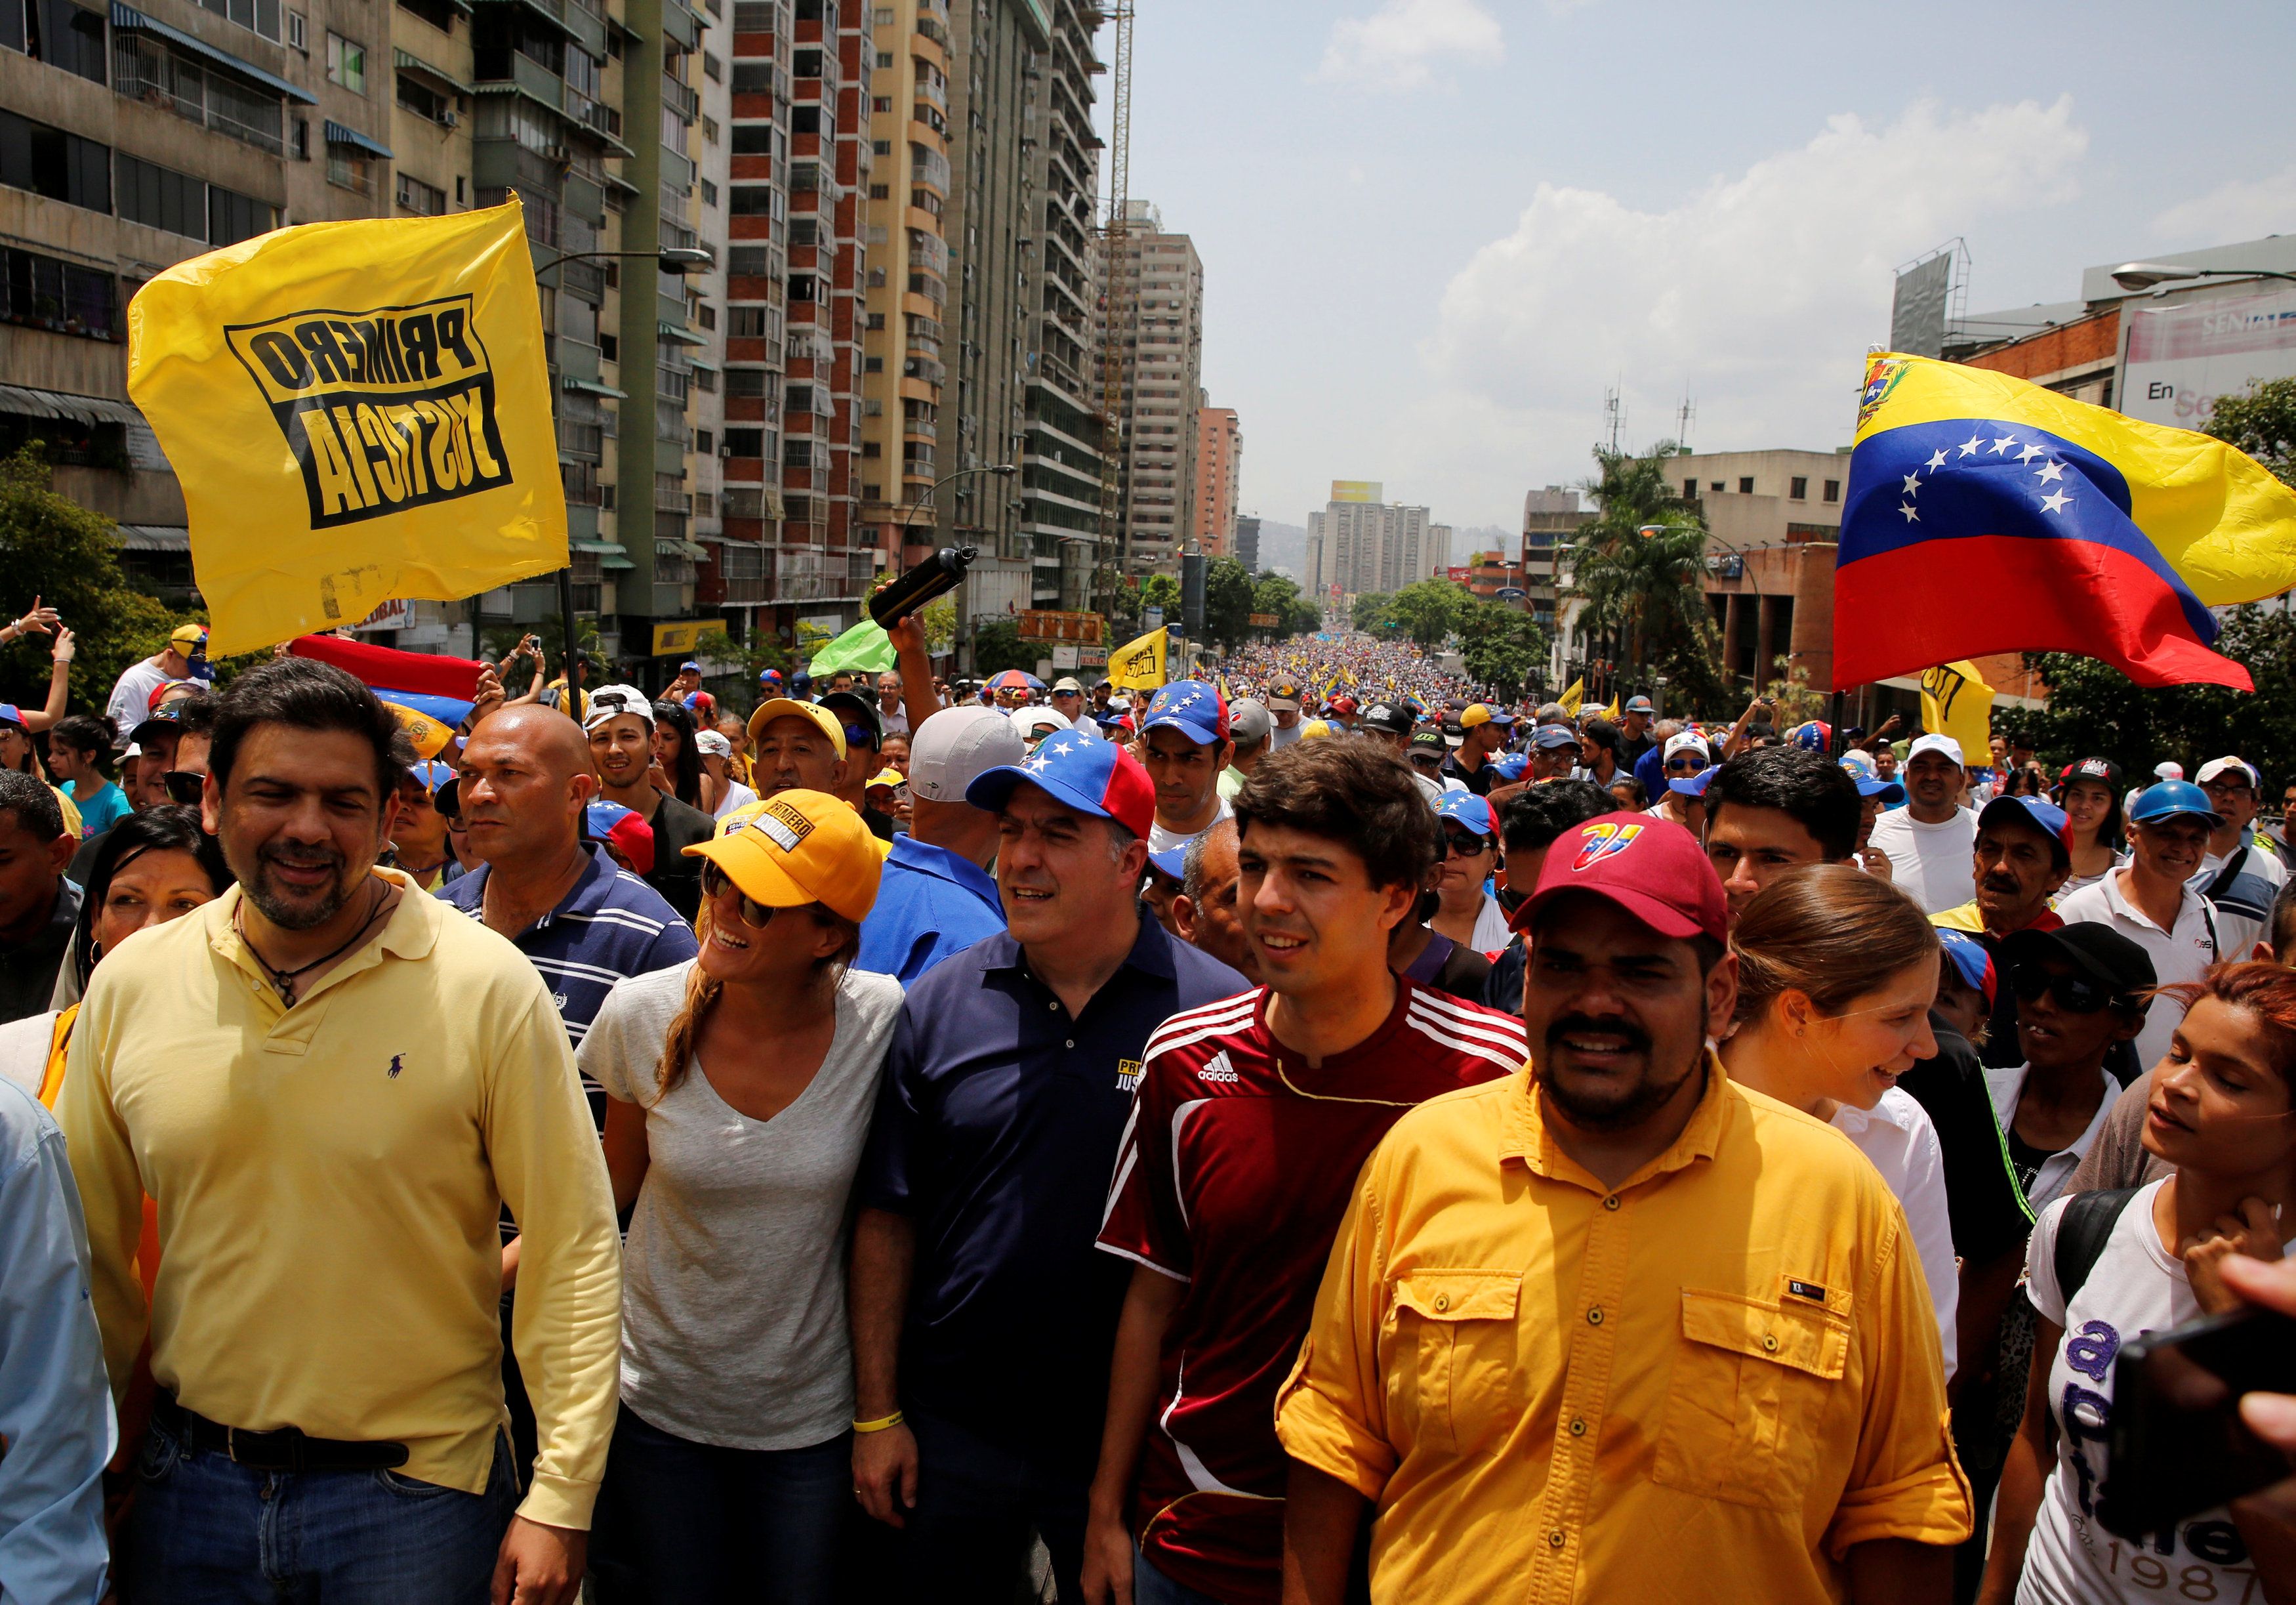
1567, 441, 1723, 706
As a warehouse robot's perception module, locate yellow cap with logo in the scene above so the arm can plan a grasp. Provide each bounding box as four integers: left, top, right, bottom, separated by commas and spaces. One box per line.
747, 697, 848, 761
686, 790, 881, 922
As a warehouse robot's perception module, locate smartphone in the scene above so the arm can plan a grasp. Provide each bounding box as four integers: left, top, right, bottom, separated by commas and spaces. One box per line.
2099, 1305, 2296, 1539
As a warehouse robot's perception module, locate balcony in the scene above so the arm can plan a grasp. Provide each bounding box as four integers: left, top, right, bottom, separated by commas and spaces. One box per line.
914, 68, 946, 110
112, 32, 289, 154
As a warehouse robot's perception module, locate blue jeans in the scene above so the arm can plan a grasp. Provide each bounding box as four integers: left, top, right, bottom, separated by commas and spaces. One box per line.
590, 1406, 848, 1605
901, 1409, 1089, 1605
1134, 1551, 1229, 1605
127, 1415, 517, 1604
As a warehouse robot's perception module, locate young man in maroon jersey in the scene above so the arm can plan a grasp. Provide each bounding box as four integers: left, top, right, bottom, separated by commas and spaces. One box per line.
1083, 740, 1528, 1605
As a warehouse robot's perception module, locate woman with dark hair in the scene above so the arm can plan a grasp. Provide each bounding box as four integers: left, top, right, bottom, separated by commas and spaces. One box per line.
45, 713, 129, 836
0, 805, 230, 1104
2058, 757, 2127, 903
651, 698, 707, 812
581, 791, 900, 1602
1980, 961, 2296, 1605
1723, 863, 1960, 1379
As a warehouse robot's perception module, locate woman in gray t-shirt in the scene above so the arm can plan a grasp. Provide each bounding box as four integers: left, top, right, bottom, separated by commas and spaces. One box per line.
579, 791, 901, 1602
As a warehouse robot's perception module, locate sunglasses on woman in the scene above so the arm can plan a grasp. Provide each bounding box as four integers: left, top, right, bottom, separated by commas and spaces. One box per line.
701, 860, 781, 928
1442, 828, 1492, 858
2010, 963, 2122, 1016
1666, 755, 1707, 774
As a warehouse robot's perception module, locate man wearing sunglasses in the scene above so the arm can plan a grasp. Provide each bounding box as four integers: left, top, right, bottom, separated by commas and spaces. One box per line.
1985, 925, 2154, 1211
2194, 756, 2286, 934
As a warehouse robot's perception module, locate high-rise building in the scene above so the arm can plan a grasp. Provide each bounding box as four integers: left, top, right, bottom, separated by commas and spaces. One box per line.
687, 4, 739, 627
1098, 198, 1199, 575
1193, 402, 1237, 556
1427, 522, 1450, 573
1305, 482, 1432, 596
1234, 512, 1259, 572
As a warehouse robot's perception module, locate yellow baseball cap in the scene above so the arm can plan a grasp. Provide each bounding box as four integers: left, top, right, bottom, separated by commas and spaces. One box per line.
170, 623, 208, 648
686, 791, 880, 923
1298, 719, 1335, 740
866, 766, 906, 790
747, 697, 848, 762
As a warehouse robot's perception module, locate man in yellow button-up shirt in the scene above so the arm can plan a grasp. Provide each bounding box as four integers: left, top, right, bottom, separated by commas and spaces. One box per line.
1276, 813, 1969, 1604
57, 659, 622, 1605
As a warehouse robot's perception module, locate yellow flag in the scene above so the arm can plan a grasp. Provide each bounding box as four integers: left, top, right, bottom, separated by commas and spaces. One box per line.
1557, 678, 1584, 715
1919, 661, 1994, 764
129, 201, 567, 654
1601, 696, 1621, 722
1110, 626, 1167, 689
380, 698, 455, 760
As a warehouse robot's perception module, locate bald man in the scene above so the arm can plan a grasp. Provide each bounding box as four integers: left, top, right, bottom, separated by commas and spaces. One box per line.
1172, 817, 1258, 982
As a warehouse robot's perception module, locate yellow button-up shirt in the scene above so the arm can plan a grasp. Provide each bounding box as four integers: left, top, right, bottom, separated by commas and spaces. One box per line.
1275, 1056, 1969, 1603
56, 872, 623, 1528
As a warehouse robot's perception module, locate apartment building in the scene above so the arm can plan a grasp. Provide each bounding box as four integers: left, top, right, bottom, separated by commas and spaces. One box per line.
686, 9, 735, 618
1233, 511, 1257, 572
1303, 482, 1432, 596
1192, 401, 1237, 556
1099, 198, 1198, 575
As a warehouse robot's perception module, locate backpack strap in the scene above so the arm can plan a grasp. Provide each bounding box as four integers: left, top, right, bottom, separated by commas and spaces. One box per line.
2204, 845, 2250, 908
2053, 1186, 2144, 1308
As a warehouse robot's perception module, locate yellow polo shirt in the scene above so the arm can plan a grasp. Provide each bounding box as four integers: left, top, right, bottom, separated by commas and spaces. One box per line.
1275, 1056, 1969, 1604
56, 871, 623, 1528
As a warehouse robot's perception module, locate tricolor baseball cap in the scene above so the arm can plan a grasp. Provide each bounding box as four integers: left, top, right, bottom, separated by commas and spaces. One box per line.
1936, 928, 1996, 1009
908, 706, 1027, 802
405, 759, 455, 794
747, 697, 848, 761
679, 660, 702, 673
1843, 759, 1906, 806
1490, 752, 1530, 782
1142, 680, 1229, 747
966, 730, 1157, 840
1663, 730, 1710, 764
1435, 791, 1495, 838
690, 791, 882, 923
169, 623, 207, 650
758, 668, 784, 685
584, 799, 656, 876
1147, 845, 1189, 883
148, 678, 202, 711
1789, 720, 1832, 752
1517, 812, 1727, 943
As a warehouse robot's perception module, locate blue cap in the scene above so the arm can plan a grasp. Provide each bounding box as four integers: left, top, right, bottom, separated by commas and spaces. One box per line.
680, 660, 702, 673
1141, 680, 1228, 747
966, 731, 1157, 839
2129, 780, 2223, 828
758, 668, 783, 684
1435, 791, 1494, 837
1490, 752, 1529, 782
1844, 762, 1908, 805
1937, 928, 1996, 1008
1978, 793, 2070, 845
1530, 723, 1580, 750
1625, 696, 1656, 714
1671, 766, 1718, 798
1147, 845, 1189, 883
405, 759, 455, 793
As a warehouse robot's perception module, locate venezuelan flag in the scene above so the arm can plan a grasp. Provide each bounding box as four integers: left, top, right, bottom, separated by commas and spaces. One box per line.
1835, 354, 2296, 692
290, 633, 479, 757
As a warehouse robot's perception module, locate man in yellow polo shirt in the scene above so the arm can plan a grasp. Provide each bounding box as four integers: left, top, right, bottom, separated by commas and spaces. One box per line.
57, 658, 622, 1605
1275, 813, 1969, 1604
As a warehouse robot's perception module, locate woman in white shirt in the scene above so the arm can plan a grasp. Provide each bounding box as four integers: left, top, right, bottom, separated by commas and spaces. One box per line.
1719, 862, 1962, 1382
1980, 961, 2296, 1605
581, 791, 902, 1602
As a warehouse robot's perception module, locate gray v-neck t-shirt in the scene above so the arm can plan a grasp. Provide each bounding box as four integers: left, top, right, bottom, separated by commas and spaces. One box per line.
581, 962, 905, 1450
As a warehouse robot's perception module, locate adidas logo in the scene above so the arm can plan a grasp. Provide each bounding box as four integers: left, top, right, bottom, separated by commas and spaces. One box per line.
1200, 1051, 1239, 1083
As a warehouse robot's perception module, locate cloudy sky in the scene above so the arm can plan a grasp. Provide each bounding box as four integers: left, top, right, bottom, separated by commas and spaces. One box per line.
1099, 0, 2296, 536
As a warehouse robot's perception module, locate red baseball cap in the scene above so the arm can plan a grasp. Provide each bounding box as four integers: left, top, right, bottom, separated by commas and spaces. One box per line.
1515, 811, 1727, 944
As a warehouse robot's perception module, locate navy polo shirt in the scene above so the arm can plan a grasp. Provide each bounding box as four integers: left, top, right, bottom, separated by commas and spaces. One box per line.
441, 846, 698, 1127
853, 834, 1006, 984
857, 915, 1247, 1474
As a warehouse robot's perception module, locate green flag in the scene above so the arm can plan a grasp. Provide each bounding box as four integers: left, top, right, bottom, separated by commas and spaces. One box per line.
806, 618, 896, 677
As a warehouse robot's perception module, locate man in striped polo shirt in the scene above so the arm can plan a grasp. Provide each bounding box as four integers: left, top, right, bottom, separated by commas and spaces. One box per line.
1084, 740, 1527, 1605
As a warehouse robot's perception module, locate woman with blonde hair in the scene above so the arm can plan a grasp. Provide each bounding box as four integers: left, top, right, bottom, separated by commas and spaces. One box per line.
581, 792, 903, 1602
1722, 863, 1961, 1380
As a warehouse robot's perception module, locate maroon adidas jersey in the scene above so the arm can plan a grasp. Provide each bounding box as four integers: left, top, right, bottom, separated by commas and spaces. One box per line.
1097, 979, 1525, 1604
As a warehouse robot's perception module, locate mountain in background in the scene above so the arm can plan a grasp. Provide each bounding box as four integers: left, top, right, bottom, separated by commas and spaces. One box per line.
1251, 520, 1309, 581
1452, 524, 1515, 560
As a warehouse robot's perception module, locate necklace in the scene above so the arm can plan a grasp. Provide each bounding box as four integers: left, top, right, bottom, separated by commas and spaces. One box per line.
239, 881, 391, 1005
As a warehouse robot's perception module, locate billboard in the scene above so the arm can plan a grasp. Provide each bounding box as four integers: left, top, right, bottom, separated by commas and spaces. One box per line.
2120, 287, 2296, 431
1329, 480, 1382, 504
1890, 253, 1952, 360
1016, 609, 1103, 643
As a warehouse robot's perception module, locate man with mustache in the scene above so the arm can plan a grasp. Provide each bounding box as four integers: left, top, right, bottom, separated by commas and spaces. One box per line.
1085, 740, 1523, 1605
1275, 812, 1970, 1604
56, 659, 621, 1604
1928, 795, 2073, 1064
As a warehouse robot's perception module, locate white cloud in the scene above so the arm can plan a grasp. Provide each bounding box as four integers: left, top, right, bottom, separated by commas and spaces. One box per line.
2149, 165, 2296, 247
1317, 0, 1503, 90
1403, 98, 2088, 515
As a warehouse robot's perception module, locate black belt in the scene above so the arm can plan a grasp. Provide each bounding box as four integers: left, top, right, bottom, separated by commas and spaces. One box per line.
153, 1392, 409, 1472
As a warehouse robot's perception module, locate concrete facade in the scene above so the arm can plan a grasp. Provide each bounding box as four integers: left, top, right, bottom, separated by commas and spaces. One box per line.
1099, 198, 1199, 575
1192, 402, 1236, 556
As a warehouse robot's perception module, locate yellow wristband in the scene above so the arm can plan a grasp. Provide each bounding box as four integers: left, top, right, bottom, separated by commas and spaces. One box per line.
852, 1410, 905, 1434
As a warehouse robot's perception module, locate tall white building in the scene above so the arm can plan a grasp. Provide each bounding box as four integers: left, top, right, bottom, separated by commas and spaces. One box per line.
1305, 482, 1435, 595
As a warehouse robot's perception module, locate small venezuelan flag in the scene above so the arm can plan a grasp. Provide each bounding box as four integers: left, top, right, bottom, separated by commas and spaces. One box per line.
1834, 352, 2296, 692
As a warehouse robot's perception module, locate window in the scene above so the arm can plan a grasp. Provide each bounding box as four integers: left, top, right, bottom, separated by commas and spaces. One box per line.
702, 51, 720, 79
325, 30, 365, 93
730, 123, 775, 154
1823, 478, 1840, 503
869, 182, 887, 199
788, 218, 816, 247
697, 302, 716, 329
874, 49, 889, 66
1681, 478, 1698, 499
696, 428, 714, 454
729, 60, 774, 93
327, 150, 371, 195
790, 105, 820, 134
1736, 476, 1753, 493
732, 0, 771, 28
397, 0, 455, 30
862, 354, 881, 373
28, 0, 106, 83
396, 171, 446, 215
702, 115, 718, 143
600, 333, 617, 360
789, 273, 815, 301
725, 427, 763, 456
192, 0, 279, 39
728, 184, 774, 215
872, 138, 889, 155
0, 244, 117, 340
860, 440, 879, 457
792, 47, 819, 75
699, 177, 718, 206
865, 311, 883, 329
785, 383, 813, 412
1710, 480, 1723, 491
727, 367, 768, 396
871, 95, 889, 112
208, 184, 268, 243
729, 306, 769, 337
287, 7, 304, 45
116, 154, 205, 239
694, 366, 715, 391
1789, 476, 1807, 500
396, 73, 453, 123
0, 112, 110, 213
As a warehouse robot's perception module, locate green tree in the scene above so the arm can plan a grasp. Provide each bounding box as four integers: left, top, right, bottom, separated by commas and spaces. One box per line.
1139, 572, 1181, 623
1351, 592, 1393, 634
1567, 440, 1723, 708
2206, 376, 2296, 490
1998, 606, 2296, 781
970, 617, 1039, 677
0, 444, 191, 715
1457, 599, 1548, 701
1387, 579, 1470, 648
1202, 557, 1256, 650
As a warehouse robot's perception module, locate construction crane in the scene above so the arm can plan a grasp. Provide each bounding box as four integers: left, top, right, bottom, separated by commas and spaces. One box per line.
1097, 0, 1134, 584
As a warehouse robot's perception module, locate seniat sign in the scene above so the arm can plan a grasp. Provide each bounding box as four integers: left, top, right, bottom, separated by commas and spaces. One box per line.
129, 199, 566, 654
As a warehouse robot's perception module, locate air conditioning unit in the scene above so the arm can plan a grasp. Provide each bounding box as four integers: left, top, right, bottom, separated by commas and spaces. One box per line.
440, 108, 458, 127
718, 444, 733, 458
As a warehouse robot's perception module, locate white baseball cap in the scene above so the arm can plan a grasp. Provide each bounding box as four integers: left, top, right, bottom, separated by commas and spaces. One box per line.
695, 728, 732, 759
909, 705, 1028, 802
2155, 760, 2186, 781
1662, 730, 1709, 761
2195, 756, 2257, 788
1011, 707, 1071, 741
582, 684, 655, 733
1908, 733, 1963, 766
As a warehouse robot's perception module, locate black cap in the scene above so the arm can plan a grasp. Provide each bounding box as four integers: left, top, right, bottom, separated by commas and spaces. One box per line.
1581, 718, 1621, 753
2001, 923, 2158, 1011
1408, 729, 1446, 759
1359, 701, 1414, 736
817, 689, 882, 747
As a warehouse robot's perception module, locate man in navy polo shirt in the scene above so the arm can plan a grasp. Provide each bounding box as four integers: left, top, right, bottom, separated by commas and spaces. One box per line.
850, 737, 1246, 1605
855, 705, 1023, 982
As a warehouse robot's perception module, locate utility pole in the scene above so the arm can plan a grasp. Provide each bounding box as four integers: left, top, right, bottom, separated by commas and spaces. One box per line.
1097, 1, 1135, 593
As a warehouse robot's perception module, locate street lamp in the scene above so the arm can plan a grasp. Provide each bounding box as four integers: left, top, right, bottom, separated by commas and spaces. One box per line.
2110, 262, 2296, 292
